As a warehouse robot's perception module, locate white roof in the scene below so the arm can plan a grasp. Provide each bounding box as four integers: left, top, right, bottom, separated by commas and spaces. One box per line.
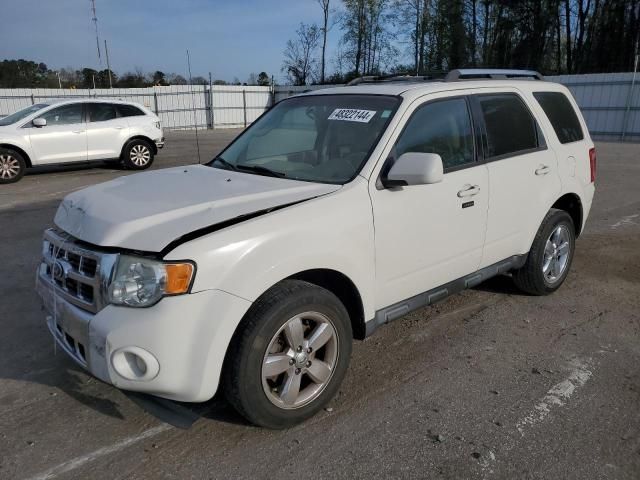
300, 79, 568, 101
40, 98, 141, 106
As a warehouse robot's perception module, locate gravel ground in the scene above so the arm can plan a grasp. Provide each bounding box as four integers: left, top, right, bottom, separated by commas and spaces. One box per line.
0, 131, 638, 480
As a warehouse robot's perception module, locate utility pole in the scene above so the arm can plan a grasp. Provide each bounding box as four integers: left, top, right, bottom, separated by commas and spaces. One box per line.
104, 39, 113, 88
56, 71, 62, 89
90, 0, 102, 64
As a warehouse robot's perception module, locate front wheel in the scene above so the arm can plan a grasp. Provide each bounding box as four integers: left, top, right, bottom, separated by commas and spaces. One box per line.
0, 148, 26, 184
223, 280, 352, 429
513, 209, 575, 295
122, 140, 154, 170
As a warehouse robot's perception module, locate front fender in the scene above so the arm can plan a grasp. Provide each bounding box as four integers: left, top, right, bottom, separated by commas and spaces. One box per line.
165, 177, 376, 321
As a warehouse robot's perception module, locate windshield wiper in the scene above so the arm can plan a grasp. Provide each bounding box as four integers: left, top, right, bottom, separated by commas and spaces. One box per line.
210, 156, 238, 171
236, 164, 286, 178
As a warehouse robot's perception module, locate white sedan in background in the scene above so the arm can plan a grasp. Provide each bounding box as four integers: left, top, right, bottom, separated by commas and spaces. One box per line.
0, 99, 164, 184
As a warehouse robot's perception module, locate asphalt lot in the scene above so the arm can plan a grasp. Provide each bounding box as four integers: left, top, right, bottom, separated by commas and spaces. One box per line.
0, 131, 639, 480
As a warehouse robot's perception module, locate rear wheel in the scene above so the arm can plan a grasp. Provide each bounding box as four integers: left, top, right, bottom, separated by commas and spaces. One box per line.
223, 280, 352, 429
122, 140, 154, 170
0, 148, 26, 184
513, 209, 575, 295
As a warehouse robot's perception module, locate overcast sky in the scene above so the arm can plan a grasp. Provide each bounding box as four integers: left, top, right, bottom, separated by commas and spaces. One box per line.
0, 0, 342, 83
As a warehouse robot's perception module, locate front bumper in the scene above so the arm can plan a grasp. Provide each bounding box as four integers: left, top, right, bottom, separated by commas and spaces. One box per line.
36, 271, 251, 402
155, 137, 165, 149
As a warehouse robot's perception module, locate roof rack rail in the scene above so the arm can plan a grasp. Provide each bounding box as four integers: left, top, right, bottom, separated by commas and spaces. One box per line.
444, 69, 544, 81
345, 69, 544, 86
346, 71, 447, 86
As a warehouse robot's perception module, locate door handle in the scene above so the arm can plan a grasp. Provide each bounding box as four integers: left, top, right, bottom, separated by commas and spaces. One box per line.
457, 184, 481, 198
535, 165, 550, 175
114, 126, 125, 130
72, 130, 85, 134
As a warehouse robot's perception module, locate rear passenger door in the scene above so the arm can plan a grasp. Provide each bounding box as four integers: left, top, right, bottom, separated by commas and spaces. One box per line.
532, 91, 591, 186
472, 91, 561, 268
85, 103, 130, 161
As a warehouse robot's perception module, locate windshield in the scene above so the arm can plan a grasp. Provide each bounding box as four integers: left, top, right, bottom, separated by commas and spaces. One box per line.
0, 103, 49, 126
210, 94, 400, 184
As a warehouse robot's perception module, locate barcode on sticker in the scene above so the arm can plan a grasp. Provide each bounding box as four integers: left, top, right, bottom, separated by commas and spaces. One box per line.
328, 109, 376, 123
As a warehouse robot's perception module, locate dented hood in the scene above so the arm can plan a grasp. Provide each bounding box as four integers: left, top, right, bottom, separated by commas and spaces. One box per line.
54, 165, 340, 252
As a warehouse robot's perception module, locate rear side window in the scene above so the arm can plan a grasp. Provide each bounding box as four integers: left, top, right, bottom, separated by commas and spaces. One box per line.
88, 103, 117, 122
117, 104, 145, 117
533, 92, 584, 144
477, 94, 539, 158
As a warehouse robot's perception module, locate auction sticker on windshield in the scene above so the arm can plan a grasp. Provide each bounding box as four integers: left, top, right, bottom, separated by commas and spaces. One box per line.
328, 109, 377, 123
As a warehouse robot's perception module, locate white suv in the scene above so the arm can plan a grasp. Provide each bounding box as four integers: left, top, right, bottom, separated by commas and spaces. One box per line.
36, 70, 595, 428
0, 99, 163, 183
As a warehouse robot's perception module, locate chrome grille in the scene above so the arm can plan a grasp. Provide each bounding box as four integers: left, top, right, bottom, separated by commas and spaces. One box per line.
39, 229, 112, 314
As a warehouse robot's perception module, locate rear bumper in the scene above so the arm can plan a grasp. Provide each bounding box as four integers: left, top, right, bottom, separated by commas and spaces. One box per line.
36, 270, 252, 402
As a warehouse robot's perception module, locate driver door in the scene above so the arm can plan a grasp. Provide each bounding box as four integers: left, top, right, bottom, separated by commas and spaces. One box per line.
28, 103, 87, 164
370, 95, 489, 309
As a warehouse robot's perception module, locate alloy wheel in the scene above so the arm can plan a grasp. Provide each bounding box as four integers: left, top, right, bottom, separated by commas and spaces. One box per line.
542, 225, 571, 284
261, 311, 339, 409
129, 144, 151, 166
0, 153, 20, 180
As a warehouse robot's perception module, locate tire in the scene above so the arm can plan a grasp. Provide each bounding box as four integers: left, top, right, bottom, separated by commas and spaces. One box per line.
513, 208, 576, 295
223, 279, 353, 429
122, 139, 154, 170
0, 148, 27, 184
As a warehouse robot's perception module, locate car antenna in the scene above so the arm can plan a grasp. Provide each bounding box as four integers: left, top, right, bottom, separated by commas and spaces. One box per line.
186, 49, 202, 164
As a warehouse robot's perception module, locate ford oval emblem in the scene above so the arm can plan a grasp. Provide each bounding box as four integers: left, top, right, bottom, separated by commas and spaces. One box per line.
52, 261, 65, 282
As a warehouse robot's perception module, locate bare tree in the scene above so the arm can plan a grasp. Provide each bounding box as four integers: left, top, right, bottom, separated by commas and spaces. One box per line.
317, 0, 332, 83
282, 23, 321, 85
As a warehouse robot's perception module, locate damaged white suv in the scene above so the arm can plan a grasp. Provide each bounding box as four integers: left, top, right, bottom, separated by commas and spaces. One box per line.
36, 70, 595, 428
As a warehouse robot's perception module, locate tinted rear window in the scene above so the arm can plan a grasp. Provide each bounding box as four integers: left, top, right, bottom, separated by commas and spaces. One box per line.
117, 104, 145, 117
533, 92, 584, 144
88, 103, 117, 122
477, 94, 539, 158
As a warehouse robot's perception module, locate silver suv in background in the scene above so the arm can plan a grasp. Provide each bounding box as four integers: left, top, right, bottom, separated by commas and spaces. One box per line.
0, 99, 164, 183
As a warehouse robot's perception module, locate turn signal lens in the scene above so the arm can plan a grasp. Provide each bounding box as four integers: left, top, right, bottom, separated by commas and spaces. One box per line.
108, 256, 196, 307
165, 263, 195, 294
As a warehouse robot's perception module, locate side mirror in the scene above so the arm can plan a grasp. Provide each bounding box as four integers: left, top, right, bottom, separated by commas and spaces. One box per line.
33, 118, 47, 128
383, 152, 444, 187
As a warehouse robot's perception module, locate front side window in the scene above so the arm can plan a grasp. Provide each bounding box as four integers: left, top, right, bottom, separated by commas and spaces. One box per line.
393, 97, 475, 170
210, 94, 400, 184
38, 103, 83, 126
533, 92, 584, 144
477, 94, 539, 158
88, 103, 117, 122
1, 103, 50, 126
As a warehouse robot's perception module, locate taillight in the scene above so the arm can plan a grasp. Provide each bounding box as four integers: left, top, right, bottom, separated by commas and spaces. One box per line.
589, 147, 596, 183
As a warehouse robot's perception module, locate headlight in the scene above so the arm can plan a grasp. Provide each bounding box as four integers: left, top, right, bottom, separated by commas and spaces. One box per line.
108, 255, 195, 307
154, 121, 161, 129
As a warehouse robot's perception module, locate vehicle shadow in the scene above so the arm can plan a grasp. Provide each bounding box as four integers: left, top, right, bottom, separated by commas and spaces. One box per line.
25, 160, 120, 177
472, 273, 529, 296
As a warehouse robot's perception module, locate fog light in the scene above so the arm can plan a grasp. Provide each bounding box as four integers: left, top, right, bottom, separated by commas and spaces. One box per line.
111, 347, 159, 381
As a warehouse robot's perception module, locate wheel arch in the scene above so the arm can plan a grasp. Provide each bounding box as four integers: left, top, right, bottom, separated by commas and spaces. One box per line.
0, 143, 32, 167
120, 135, 157, 158
551, 193, 583, 236
287, 269, 367, 340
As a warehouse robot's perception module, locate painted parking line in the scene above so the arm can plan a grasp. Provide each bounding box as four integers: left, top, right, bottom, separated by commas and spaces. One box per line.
611, 214, 639, 229
516, 357, 593, 435
477, 357, 594, 478
25, 424, 172, 480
